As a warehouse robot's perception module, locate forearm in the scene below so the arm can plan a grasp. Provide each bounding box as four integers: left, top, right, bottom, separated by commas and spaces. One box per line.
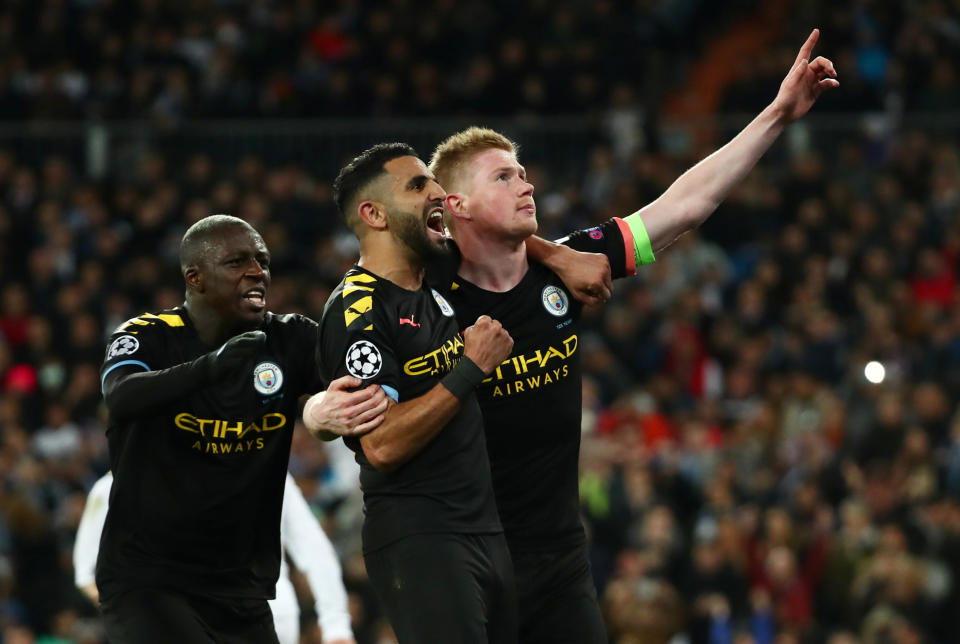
639, 103, 787, 250
524, 235, 562, 267
359, 383, 460, 471
102, 356, 211, 420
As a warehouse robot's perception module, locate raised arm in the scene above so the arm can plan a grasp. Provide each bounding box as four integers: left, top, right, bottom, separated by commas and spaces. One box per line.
353, 315, 512, 472
102, 331, 266, 421
636, 29, 838, 252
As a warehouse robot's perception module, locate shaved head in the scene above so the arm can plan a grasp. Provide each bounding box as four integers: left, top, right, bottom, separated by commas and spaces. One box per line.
180, 214, 259, 274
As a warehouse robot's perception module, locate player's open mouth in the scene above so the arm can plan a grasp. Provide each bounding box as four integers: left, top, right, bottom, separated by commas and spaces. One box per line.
426, 207, 448, 239
243, 288, 266, 308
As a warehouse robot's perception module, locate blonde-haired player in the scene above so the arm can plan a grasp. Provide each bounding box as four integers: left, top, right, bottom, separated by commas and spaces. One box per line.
423, 30, 837, 643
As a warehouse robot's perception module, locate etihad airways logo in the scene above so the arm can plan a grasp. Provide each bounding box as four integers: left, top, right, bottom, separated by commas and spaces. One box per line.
482, 333, 578, 398
174, 412, 287, 439
403, 334, 465, 376
175, 412, 288, 456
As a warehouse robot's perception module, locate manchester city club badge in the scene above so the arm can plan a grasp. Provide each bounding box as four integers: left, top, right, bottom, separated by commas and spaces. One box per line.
541, 285, 569, 317
253, 361, 284, 395
431, 288, 455, 317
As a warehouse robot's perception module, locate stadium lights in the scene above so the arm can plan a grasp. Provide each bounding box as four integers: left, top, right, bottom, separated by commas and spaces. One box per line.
864, 361, 886, 384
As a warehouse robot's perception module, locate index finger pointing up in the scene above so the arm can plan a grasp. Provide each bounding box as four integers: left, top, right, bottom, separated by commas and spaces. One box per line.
795, 28, 820, 65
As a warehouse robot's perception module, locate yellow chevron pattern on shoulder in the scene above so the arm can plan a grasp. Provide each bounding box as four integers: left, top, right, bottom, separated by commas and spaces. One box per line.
343, 283, 375, 296
342, 272, 378, 329
156, 313, 184, 327
345, 272, 377, 284
117, 312, 184, 331
344, 295, 373, 328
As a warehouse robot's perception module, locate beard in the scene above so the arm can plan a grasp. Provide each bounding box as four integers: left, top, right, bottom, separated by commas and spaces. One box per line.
387, 205, 452, 262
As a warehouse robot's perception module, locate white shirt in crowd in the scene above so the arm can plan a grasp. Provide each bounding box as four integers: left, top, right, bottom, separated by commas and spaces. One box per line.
73, 472, 355, 644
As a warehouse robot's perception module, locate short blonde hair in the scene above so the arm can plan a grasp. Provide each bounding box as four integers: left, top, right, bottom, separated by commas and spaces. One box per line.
429, 127, 517, 195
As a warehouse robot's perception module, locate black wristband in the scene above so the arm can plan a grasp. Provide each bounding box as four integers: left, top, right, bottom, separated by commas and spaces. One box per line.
441, 357, 487, 401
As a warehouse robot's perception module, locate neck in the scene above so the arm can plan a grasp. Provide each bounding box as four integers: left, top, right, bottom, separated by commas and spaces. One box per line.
455, 231, 528, 292
358, 233, 424, 290
184, 298, 256, 347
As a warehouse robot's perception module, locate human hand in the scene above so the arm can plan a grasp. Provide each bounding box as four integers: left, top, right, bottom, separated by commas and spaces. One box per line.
462, 315, 513, 374
771, 29, 839, 123
552, 246, 612, 307
303, 375, 389, 439
208, 330, 266, 379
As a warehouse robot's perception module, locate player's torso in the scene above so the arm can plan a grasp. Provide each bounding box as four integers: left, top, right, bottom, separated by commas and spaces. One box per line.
108, 310, 306, 469
100, 309, 314, 594
320, 268, 500, 550
445, 263, 587, 548
447, 264, 584, 446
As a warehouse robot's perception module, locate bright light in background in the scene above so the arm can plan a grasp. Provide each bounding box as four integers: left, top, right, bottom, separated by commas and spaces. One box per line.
864, 361, 886, 384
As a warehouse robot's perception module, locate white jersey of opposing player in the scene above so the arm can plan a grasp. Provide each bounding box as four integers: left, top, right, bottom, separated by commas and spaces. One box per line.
73, 472, 353, 644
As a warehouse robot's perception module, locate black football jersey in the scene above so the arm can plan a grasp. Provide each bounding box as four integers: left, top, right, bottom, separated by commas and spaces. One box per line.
318, 267, 501, 553
444, 219, 635, 552
96, 307, 320, 599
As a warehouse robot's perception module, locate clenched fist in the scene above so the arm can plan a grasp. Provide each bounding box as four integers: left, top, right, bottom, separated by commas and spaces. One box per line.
206, 330, 266, 380
462, 315, 513, 375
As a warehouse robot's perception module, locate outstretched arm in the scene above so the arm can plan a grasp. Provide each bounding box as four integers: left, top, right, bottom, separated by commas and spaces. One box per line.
636, 28, 838, 252
102, 330, 266, 421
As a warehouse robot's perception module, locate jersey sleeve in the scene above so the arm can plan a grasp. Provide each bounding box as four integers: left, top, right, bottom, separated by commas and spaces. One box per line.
319, 276, 400, 403
559, 216, 655, 280
99, 314, 166, 394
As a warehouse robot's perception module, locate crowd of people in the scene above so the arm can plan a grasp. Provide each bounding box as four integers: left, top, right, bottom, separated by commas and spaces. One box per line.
0, 0, 953, 124
0, 0, 744, 123
0, 1, 958, 643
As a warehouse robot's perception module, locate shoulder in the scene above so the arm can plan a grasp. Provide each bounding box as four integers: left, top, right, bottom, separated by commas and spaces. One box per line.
265, 311, 318, 331
325, 268, 394, 333
111, 309, 187, 335
105, 309, 183, 358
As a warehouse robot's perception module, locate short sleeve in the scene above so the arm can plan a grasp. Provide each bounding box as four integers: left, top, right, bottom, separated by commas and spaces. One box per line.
100, 315, 165, 393
319, 283, 400, 402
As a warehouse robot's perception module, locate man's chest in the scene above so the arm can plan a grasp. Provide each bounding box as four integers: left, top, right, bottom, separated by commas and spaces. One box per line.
449, 280, 581, 402
389, 290, 465, 389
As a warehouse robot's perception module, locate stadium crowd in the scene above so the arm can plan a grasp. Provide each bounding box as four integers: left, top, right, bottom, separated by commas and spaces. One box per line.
0, 1, 959, 643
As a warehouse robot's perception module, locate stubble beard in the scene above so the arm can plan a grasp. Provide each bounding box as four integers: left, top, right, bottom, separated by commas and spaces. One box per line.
388, 207, 451, 263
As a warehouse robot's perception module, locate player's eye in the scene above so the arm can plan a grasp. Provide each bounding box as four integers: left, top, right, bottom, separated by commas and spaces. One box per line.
497, 173, 509, 182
